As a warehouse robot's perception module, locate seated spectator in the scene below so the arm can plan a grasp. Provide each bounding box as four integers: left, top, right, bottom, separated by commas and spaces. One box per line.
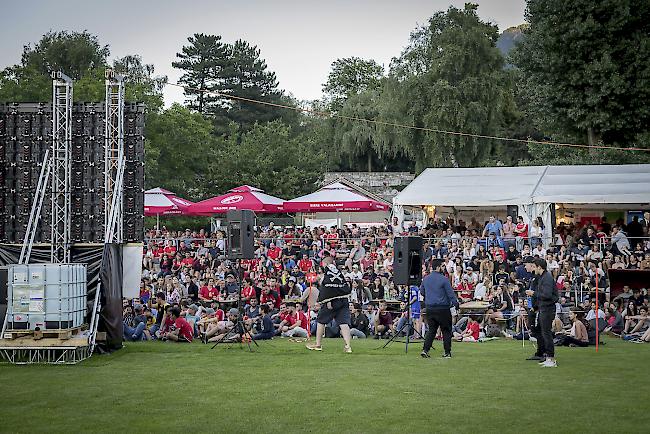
199, 280, 219, 302
373, 301, 393, 338
253, 304, 275, 340
604, 307, 624, 335
166, 307, 193, 343
557, 308, 589, 347
454, 315, 480, 342
281, 302, 308, 338
349, 303, 369, 338
610, 226, 631, 257
206, 308, 243, 343
623, 306, 649, 338
123, 304, 149, 341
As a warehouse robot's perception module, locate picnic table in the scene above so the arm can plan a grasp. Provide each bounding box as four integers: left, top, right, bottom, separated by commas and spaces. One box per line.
459, 301, 490, 312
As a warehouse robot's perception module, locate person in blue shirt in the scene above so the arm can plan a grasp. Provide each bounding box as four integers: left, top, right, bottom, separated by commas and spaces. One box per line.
419, 259, 459, 358
482, 215, 504, 238
253, 304, 275, 340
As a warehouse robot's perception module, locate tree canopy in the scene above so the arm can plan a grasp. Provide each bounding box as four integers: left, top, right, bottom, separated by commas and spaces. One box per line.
512, 0, 650, 150
2, 2, 650, 208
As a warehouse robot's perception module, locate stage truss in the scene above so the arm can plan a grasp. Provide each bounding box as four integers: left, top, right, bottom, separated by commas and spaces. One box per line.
1, 69, 127, 365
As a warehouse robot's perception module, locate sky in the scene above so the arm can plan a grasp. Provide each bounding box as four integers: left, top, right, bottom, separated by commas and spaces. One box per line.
0, 0, 526, 107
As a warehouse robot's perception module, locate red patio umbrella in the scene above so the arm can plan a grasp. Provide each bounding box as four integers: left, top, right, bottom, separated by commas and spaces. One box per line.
187, 185, 285, 216
144, 187, 194, 216
283, 182, 390, 212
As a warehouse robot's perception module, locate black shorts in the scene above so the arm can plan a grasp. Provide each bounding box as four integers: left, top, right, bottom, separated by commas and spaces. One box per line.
317, 298, 351, 326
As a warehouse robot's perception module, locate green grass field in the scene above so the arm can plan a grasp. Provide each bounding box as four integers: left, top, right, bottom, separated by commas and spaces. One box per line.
0, 337, 647, 433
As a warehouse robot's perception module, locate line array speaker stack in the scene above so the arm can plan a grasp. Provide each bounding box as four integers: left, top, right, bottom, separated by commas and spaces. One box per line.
0, 102, 145, 244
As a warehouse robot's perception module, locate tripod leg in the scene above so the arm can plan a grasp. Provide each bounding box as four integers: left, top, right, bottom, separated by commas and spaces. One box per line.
381, 321, 409, 349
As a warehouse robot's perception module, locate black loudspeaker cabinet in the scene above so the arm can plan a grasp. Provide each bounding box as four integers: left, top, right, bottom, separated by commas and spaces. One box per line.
0, 103, 145, 244
393, 236, 423, 286
226, 210, 255, 259
506, 205, 518, 221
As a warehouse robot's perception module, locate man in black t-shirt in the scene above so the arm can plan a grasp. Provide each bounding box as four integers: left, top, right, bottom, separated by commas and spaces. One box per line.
306, 254, 353, 353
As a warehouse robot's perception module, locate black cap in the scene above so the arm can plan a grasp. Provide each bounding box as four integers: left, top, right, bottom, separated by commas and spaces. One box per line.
522, 256, 535, 264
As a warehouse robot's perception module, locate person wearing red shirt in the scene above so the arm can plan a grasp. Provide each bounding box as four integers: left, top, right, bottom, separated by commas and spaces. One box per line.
181, 252, 194, 267
163, 241, 177, 257
276, 304, 296, 335
454, 316, 480, 342
267, 243, 282, 261
325, 227, 339, 248
298, 254, 313, 273
167, 307, 193, 342
199, 281, 219, 301
281, 302, 310, 338
241, 278, 257, 304
260, 283, 282, 308
514, 216, 529, 252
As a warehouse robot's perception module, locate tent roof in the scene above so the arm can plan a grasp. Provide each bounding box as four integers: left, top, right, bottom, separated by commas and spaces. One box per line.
393, 164, 650, 207
284, 183, 389, 212
187, 186, 284, 215
144, 187, 194, 216
533, 164, 650, 204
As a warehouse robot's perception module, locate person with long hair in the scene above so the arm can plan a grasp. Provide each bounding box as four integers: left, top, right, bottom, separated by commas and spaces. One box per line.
558, 308, 589, 347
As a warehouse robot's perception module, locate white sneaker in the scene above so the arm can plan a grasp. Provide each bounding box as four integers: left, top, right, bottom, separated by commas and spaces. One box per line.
540, 359, 557, 368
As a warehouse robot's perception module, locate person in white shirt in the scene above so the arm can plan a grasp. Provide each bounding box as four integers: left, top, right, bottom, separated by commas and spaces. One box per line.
586, 245, 604, 262
532, 244, 546, 258
529, 219, 543, 247
473, 277, 491, 300
585, 302, 606, 321
466, 267, 479, 286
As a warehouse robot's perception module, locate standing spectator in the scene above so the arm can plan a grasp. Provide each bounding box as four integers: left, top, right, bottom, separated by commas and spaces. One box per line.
503, 215, 516, 247
529, 220, 543, 248
482, 215, 504, 238
514, 216, 529, 252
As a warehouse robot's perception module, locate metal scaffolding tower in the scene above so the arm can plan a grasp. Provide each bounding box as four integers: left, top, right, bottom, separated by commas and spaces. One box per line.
104, 69, 125, 243
50, 71, 73, 263
18, 71, 73, 265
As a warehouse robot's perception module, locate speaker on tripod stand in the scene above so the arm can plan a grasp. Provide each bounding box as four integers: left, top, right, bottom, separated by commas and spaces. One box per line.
382, 236, 424, 353
211, 209, 259, 351
226, 210, 255, 260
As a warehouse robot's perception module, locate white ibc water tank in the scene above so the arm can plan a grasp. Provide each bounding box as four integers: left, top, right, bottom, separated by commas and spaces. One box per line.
5, 263, 87, 330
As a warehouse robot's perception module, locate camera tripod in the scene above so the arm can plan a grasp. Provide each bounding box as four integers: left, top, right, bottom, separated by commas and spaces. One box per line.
210, 261, 259, 352
380, 287, 424, 353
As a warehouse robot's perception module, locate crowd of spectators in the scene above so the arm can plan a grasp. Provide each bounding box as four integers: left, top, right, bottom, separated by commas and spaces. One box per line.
122, 211, 650, 346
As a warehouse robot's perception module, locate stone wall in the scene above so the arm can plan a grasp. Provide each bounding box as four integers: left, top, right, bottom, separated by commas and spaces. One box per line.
322, 172, 415, 202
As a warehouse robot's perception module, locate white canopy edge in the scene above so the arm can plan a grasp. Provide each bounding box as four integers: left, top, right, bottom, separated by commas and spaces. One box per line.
393, 164, 650, 207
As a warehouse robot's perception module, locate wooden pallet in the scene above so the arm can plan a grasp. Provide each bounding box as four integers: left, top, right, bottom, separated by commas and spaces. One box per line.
2, 326, 82, 341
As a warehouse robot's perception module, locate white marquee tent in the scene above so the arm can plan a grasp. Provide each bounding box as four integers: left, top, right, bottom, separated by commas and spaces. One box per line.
393, 164, 650, 244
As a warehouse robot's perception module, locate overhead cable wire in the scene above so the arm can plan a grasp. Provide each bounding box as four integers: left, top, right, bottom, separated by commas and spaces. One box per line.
166, 81, 650, 153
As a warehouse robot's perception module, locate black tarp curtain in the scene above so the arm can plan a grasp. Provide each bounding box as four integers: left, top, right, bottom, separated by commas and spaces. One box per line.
0, 243, 123, 351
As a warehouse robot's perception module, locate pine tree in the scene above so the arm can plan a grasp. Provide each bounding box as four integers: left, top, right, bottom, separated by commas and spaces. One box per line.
172, 34, 227, 114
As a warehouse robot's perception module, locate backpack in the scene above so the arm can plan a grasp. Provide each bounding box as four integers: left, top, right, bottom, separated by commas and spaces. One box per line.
486, 323, 502, 338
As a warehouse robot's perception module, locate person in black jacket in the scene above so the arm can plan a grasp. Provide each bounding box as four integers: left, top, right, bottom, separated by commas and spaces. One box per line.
349, 303, 369, 338
526, 258, 558, 368
522, 257, 544, 361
